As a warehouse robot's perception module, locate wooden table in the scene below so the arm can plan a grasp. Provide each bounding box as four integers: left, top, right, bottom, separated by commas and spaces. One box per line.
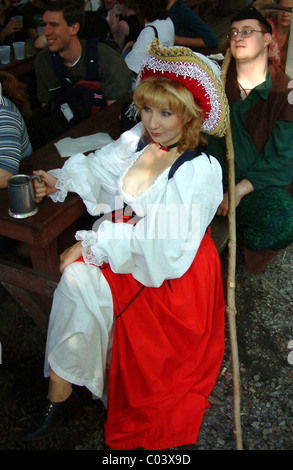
0, 38, 37, 75
0, 54, 35, 76
0, 38, 40, 108
0, 93, 131, 332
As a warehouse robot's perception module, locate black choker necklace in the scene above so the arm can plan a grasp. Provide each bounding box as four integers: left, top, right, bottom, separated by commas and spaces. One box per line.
159, 141, 179, 152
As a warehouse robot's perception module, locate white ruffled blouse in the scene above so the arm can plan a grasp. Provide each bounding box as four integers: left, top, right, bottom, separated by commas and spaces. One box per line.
49, 122, 223, 287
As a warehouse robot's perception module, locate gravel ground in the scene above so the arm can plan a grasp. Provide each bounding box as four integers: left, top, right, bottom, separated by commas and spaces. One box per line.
0, 244, 292, 451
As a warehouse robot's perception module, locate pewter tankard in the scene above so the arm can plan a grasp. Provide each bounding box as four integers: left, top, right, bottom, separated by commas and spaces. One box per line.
7, 174, 42, 218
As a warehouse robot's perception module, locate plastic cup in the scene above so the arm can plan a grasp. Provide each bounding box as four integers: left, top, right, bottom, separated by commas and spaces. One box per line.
113, 4, 121, 15
0, 45, 10, 64
37, 25, 45, 36
12, 41, 25, 60
90, 0, 101, 10
11, 15, 23, 29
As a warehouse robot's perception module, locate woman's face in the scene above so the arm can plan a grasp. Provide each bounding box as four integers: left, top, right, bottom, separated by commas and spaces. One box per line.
104, 0, 117, 10
141, 103, 184, 147
277, 0, 292, 29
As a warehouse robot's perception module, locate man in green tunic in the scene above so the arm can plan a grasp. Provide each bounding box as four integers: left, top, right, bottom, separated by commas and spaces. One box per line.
207, 6, 293, 272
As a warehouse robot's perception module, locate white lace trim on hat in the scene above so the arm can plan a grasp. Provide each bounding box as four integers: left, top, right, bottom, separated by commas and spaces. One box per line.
140, 55, 222, 134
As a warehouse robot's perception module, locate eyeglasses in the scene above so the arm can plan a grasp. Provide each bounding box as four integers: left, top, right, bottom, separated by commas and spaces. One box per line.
227, 29, 266, 39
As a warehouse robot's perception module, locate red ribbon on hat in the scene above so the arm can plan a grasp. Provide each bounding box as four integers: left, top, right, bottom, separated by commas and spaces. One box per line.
140, 67, 211, 122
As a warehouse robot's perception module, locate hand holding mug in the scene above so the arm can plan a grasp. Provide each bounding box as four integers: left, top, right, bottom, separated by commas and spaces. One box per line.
33, 170, 58, 203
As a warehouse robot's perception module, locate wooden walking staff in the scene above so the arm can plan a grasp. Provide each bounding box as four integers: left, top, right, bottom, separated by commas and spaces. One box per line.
221, 48, 243, 450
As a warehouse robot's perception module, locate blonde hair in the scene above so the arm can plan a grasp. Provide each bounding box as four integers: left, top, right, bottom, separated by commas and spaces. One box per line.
133, 76, 207, 152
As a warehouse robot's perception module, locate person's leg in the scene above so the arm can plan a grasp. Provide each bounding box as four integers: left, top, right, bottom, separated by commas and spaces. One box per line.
22, 377, 79, 441
22, 262, 114, 441
47, 369, 73, 403
236, 186, 293, 272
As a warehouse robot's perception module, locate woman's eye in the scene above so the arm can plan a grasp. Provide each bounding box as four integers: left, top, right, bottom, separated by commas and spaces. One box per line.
142, 105, 151, 112
162, 110, 172, 117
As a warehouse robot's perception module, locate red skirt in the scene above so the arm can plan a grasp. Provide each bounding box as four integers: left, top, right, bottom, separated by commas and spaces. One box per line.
99, 231, 225, 450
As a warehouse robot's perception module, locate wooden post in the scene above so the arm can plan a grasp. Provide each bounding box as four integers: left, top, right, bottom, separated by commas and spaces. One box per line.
285, 7, 293, 77
221, 48, 243, 450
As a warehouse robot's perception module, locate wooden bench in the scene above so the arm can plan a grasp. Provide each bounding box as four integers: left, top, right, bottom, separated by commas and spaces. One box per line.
211, 215, 229, 255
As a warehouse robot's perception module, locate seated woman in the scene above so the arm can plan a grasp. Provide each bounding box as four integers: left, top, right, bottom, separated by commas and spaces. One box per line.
23, 39, 229, 450
98, 0, 118, 21
108, 0, 142, 53
267, 0, 292, 71
0, 72, 32, 189
125, 0, 175, 78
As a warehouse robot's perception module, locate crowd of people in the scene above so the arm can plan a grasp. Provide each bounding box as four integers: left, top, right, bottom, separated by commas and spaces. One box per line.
267, 0, 293, 70
0, 0, 292, 450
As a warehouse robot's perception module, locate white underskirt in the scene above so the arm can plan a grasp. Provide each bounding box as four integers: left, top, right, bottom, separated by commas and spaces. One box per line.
44, 261, 114, 401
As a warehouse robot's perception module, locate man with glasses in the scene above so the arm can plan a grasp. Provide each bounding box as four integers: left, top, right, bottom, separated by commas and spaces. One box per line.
207, 6, 293, 273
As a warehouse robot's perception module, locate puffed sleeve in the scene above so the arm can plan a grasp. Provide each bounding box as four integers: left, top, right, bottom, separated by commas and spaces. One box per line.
48, 122, 145, 214
76, 154, 223, 287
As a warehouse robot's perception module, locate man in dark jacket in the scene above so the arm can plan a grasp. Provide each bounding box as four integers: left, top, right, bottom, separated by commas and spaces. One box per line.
29, 0, 129, 148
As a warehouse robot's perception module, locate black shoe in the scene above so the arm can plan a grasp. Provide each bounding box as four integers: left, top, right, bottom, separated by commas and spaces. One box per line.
21, 391, 81, 441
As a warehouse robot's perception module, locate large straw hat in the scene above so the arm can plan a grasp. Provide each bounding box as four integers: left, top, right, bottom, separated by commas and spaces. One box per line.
137, 39, 229, 137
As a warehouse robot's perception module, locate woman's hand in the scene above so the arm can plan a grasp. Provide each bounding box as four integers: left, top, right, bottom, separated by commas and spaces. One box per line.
3, 19, 21, 36
33, 170, 58, 203
217, 192, 229, 217
109, 8, 119, 32
59, 241, 83, 274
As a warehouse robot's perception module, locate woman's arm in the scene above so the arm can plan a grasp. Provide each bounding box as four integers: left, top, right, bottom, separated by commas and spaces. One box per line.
34, 123, 145, 211
175, 5, 218, 48
174, 35, 206, 48
109, 10, 129, 50
59, 241, 83, 273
